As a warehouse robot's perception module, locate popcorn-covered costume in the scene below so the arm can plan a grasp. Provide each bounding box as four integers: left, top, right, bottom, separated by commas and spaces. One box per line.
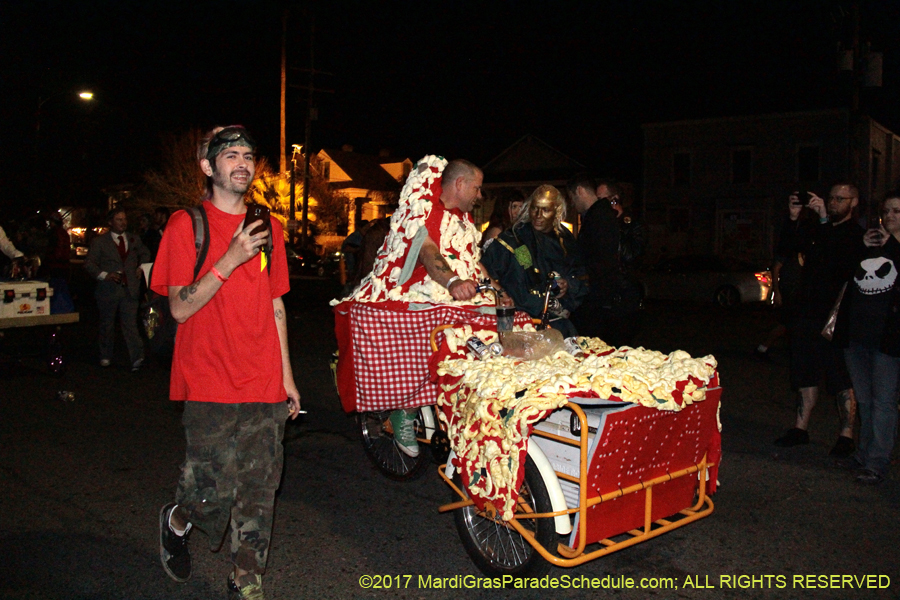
332, 156, 525, 412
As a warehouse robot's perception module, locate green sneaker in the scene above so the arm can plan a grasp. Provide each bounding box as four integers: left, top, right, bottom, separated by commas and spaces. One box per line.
389, 409, 420, 457
228, 574, 266, 600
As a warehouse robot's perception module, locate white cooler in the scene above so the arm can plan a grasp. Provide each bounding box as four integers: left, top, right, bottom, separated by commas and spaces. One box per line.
532, 400, 634, 511
1, 281, 53, 318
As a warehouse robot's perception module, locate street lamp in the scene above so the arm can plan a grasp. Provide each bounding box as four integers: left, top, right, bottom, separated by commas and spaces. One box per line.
289, 144, 302, 245
37, 90, 94, 133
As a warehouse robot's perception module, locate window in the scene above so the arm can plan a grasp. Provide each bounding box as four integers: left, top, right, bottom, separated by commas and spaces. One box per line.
673, 152, 691, 186
797, 146, 819, 183
322, 161, 331, 180
731, 148, 752, 184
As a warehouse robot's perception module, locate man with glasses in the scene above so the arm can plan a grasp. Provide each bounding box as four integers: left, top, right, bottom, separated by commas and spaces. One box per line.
152, 126, 300, 600
775, 183, 862, 459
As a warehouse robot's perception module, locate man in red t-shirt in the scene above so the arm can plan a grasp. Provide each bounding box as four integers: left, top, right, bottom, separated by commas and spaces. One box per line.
151, 125, 300, 599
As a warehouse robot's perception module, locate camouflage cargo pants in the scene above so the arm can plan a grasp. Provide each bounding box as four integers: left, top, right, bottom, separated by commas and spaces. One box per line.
176, 400, 289, 574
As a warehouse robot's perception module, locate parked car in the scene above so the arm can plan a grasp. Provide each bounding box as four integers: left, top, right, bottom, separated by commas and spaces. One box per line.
318, 250, 343, 277
286, 245, 341, 278
637, 255, 772, 307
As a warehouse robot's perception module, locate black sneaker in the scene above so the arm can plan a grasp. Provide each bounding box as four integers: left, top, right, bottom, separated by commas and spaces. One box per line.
774, 428, 809, 447
228, 574, 266, 600
829, 435, 855, 458
159, 503, 191, 582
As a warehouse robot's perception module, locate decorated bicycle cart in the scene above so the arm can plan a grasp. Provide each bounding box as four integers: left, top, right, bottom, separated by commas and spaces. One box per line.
332, 155, 721, 575
429, 324, 721, 576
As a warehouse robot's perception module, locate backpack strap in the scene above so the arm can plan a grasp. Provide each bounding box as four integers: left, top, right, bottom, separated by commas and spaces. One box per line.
187, 205, 210, 281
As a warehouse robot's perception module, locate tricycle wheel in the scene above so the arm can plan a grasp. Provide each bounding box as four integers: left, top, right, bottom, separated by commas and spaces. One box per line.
358, 409, 431, 481
453, 455, 554, 578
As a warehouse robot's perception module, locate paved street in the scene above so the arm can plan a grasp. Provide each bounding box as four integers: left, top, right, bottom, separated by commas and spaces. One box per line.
1, 277, 898, 600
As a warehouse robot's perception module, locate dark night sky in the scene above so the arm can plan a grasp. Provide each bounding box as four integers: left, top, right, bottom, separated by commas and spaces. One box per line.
2, 0, 899, 216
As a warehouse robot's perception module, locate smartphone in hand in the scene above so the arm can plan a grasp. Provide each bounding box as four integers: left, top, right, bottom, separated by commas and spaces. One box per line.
243, 204, 269, 236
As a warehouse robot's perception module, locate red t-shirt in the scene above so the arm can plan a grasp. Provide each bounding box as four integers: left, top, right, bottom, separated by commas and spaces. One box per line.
391, 178, 475, 295
151, 201, 291, 403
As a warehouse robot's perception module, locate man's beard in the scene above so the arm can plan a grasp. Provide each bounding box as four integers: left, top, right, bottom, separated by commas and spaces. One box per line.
212, 168, 252, 195
828, 204, 852, 221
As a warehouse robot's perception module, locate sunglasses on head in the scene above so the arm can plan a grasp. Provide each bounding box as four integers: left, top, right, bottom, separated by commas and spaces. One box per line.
206, 126, 257, 160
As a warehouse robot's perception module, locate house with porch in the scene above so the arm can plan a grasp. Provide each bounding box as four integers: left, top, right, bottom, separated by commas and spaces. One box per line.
316, 146, 412, 232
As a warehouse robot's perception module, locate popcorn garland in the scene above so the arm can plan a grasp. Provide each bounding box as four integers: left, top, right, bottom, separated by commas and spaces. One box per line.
331, 155, 492, 306
438, 332, 718, 411
434, 326, 719, 521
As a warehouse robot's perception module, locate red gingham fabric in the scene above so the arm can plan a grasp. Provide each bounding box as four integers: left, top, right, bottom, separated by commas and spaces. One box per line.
347, 301, 529, 411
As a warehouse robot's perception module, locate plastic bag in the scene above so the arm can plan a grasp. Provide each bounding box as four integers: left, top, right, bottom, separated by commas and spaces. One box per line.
499, 329, 566, 360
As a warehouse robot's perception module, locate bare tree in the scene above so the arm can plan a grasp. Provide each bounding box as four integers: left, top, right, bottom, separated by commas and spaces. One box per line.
140, 129, 206, 212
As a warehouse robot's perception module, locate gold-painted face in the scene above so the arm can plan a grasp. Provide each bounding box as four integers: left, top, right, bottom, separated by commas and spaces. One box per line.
530, 199, 556, 233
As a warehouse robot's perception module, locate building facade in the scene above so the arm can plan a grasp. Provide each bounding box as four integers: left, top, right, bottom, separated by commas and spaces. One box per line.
642, 109, 900, 265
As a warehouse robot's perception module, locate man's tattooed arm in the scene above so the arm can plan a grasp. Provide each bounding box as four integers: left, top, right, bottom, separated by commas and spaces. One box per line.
178, 281, 200, 304
169, 267, 229, 323
418, 236, 455, 286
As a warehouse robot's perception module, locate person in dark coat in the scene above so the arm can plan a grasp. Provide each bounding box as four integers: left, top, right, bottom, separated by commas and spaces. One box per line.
598, 178, 645, 344
567, 174, 628, 345
774, 183, 863, 458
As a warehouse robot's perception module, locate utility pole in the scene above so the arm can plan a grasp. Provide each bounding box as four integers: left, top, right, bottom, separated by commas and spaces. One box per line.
279, 10, 287, 175
302, 18, 314, 244
290, 11, 333, 244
